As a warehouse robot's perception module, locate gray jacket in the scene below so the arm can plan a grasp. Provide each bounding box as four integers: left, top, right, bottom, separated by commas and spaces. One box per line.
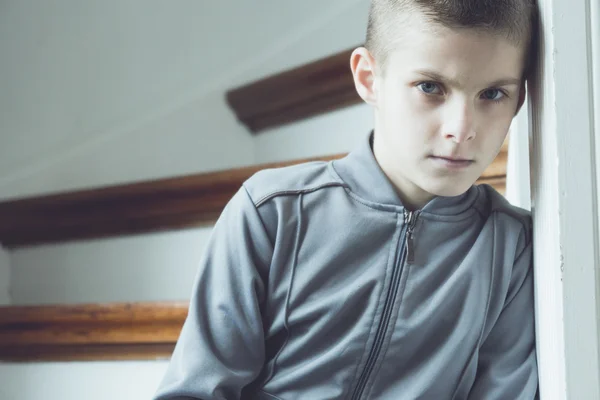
154, 133, 538, 400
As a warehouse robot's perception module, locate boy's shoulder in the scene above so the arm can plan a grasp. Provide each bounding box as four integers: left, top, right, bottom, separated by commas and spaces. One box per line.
242, 159, 345, 207
477, 184, 532, 242
239, 159, 532, 242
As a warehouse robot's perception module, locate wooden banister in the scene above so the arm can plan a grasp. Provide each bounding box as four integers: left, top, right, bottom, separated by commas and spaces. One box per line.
0, 149, 507, 249
0, 155, 343, 248
226, 47, 359, 133
0, 302, 187, 362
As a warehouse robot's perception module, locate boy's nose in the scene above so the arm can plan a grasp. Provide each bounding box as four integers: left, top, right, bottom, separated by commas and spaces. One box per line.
441, 101, 477, 143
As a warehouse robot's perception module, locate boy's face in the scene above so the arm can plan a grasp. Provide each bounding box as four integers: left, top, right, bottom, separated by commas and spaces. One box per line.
351, 16, 527, 209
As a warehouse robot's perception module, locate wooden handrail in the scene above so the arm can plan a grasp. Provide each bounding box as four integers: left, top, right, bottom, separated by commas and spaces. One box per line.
226, 47, 359, 133
0, 149, 507, 249
0, 302, 187, 362
0, 154, 344, 248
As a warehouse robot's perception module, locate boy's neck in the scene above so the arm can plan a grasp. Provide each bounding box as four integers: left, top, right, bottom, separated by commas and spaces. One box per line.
370, 133, 435, 211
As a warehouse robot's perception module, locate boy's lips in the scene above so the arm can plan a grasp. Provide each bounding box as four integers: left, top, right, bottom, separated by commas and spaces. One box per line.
428, 155, 474, 169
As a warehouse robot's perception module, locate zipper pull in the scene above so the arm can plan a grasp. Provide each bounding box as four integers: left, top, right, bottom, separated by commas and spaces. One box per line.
403, 209, 415, 224
405, 211, 419, 264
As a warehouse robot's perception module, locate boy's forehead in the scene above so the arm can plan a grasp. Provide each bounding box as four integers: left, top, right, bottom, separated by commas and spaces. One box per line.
383, 18, 526, 85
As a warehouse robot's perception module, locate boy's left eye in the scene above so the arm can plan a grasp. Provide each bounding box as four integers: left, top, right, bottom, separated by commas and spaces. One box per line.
482, 89, 504, 101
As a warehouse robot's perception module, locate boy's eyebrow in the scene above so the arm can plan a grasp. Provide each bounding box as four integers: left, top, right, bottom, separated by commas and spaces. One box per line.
487, 77, 522, 87
414, 69, 521, 88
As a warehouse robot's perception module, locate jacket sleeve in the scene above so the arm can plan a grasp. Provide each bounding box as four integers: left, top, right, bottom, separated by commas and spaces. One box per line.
153, 186, 273, 400
468, 238, 539, 399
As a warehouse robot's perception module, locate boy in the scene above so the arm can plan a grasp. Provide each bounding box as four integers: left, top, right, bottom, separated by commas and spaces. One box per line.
155, 0, 538, 398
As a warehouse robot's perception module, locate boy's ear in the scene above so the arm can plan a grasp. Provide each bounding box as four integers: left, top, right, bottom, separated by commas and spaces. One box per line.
515, 83, 527, 115
350, 47, 378, 106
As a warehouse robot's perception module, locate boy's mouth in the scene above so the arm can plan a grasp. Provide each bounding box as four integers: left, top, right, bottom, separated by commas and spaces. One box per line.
428, 155, 474, 169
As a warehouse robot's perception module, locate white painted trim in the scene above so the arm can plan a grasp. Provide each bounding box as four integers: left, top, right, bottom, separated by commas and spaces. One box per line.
531, 0, 600, 398
505, 104, 531, 211
592, 0, 600, 308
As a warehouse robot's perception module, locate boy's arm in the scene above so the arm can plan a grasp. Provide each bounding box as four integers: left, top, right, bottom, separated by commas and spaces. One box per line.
468, 236, 539, 399
153, 186, 273, 400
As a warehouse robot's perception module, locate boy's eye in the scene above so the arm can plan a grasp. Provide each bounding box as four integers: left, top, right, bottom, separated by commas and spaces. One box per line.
417, 82, 442, 95
482, 89, 504, 101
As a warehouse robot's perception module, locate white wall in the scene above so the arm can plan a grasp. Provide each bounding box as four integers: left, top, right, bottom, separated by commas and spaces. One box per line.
255, 103, 372, 163
0, 246, 10, 305
0, 0, 368, 199
0, 362, 167, 400
0, 1, 256, 200
0, 1, 370, 400
10, 227, 212, 305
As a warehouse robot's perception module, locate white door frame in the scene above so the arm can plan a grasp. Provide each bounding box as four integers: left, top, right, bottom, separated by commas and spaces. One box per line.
530, 0, 600, 398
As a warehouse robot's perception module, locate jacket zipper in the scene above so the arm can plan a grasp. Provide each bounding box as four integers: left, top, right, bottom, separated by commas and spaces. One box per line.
350, 209, 419, 399
405, 210, 418, 264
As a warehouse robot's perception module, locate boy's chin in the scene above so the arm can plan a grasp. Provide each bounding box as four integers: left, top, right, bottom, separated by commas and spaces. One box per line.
424, 181, 475, 198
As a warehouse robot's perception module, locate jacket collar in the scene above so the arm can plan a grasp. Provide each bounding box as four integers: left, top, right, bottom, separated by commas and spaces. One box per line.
332, 132, 481, 217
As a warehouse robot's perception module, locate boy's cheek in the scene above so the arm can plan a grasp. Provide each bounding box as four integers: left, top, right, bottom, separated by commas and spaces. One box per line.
383, 96, 431, 119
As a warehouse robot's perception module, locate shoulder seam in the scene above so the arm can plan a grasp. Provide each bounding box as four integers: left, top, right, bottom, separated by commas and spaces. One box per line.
240, 184, 272, 241
253, 182, 346, 208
